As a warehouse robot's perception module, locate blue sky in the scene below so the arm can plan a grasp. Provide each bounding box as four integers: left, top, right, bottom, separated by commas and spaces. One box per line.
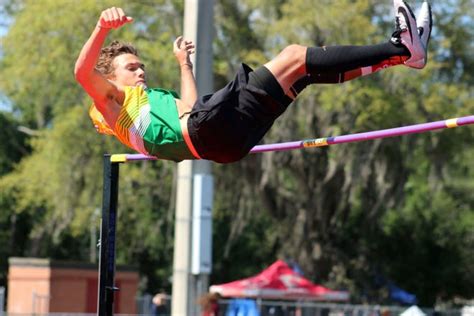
0, 3, 12, 36
0, 7, 12, 111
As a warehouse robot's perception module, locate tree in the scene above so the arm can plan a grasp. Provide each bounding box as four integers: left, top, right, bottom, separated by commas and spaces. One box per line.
0, 0, 184, 293
0, 0, 472, 305
0, 112, 29, 175
210, 0, 474, 305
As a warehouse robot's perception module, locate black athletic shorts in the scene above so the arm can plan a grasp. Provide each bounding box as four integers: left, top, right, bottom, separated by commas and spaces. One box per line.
187, 63, 288, 163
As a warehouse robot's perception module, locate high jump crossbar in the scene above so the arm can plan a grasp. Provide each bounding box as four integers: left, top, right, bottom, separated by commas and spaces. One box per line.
97, 115, 473, 316
110, 115, 474, 163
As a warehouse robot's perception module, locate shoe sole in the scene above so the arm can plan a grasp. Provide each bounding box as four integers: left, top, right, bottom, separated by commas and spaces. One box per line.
413, 2, 433, 68
398, 1, 425, 68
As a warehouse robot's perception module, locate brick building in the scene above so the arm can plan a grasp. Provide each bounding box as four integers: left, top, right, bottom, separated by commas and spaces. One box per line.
7, 257, 139, 314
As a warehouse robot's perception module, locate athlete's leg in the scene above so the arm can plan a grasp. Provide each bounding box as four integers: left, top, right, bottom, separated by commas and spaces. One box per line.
262, 40, 410, 99
261, 0, 429, 99
288, 0, 432, 97
248, 39, 409, 107
288, 48, 409, 98
261, 44, 308, 95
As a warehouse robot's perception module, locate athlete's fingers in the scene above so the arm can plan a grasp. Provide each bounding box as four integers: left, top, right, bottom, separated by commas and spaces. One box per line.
101, 10, 109, 23
174, 36, 183, 50
110, 8, 119, 28
117, 7, 125, 21
116, 8, 133, 25
107, 9, 115, 26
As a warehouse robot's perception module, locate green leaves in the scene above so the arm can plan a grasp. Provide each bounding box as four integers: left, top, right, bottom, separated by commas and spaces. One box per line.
0, 0, 473, 304
210, 0, 474, 306
0, 0, 183, 293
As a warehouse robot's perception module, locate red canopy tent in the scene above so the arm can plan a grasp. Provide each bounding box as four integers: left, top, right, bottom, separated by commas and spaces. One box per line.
209, 260, 349, 301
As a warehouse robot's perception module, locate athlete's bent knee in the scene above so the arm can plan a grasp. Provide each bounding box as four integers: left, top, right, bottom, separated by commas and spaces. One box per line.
279, 44, 306, 63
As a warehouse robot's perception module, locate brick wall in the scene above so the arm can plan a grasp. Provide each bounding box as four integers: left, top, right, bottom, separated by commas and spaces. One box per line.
7, 257, 139, 313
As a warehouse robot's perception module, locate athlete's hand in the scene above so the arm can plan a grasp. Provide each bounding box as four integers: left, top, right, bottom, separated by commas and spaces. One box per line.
97, 7, 133, 29
173, 36, 195, 68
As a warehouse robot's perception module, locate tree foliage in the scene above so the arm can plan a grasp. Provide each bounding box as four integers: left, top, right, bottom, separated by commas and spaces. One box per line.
210, 0, 474, 306
0, 0, 472, 306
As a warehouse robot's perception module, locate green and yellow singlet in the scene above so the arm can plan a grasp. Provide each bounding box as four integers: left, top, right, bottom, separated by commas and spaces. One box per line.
89, 86, 195, 162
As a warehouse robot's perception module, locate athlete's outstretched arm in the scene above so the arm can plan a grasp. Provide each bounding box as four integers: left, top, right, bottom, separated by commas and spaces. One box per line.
173, 36, 197, 113
74, 7, 132, 107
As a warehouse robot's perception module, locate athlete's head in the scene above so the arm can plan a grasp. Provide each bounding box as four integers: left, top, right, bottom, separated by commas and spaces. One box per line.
96, 41, 146, 88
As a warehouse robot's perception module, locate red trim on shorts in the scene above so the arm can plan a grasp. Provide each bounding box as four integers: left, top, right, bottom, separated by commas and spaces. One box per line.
181, 115, 202, 159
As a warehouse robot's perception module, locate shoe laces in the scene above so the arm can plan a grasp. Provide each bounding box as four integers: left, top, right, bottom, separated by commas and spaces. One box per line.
390, 17, 403, 44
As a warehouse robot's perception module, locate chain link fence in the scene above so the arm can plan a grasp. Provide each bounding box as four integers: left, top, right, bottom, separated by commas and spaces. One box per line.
134, 294, 470, 316
0, 291, 471, 316
214, 299, 469, 316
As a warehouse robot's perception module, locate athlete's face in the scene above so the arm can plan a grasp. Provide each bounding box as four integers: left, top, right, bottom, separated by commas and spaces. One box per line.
109, 53, 147, 89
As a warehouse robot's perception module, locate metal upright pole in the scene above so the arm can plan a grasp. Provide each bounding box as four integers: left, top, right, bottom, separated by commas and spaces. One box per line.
97, 154, 120, 316
0, 286, 4, 316
172, 1, 214, 316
